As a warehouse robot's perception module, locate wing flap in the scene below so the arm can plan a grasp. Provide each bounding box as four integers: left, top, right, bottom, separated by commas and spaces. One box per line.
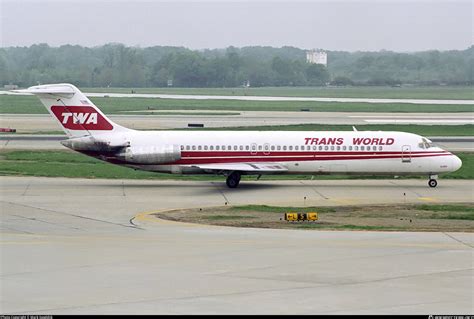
185, 162, 288, 173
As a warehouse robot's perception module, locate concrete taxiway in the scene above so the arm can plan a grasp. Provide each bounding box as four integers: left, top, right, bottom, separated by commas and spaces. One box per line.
1, 112, 473, 133
3, 90, 474, 105
1, 176, 473, 314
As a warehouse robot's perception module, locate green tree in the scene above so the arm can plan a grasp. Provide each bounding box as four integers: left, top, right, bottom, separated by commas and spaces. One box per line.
306, 64, 329, 86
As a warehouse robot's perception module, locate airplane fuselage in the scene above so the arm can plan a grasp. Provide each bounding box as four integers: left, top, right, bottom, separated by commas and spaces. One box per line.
17, 83, 463, 189
84, 130, 461, 177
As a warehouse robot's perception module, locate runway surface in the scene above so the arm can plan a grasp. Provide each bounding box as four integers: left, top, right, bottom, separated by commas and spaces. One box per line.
1, 112, 473, 134
1, 176, 473, 314
3, 90, 474, 105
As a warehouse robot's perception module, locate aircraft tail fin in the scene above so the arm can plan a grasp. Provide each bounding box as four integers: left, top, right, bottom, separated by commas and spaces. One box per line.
13, 83, 131, 138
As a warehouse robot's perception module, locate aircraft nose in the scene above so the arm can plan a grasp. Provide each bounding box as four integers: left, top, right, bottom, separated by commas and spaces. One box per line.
451, 155, 462, 172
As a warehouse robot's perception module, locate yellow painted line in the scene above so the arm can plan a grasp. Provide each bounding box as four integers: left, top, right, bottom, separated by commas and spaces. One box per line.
418, 197, 440, 202
0, 233, 469, 250
133, 208, 216, 228
1, 233, 49, 238
0, 236, 467, 250
134, 210, 165, 223
0, 241, 50, 245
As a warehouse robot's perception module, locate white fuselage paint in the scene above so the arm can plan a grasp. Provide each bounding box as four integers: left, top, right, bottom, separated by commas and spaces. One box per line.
111, 130, 461, 176
16, 83, 462, 181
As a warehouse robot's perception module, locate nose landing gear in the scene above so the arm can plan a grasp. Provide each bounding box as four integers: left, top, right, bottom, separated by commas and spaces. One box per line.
428, 179, 437, 188
428, 175, 438, 188
226, 171, 241, 188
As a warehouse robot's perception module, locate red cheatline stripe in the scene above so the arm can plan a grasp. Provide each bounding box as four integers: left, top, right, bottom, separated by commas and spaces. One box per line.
181, 150, 449, 157
181, 153, 447, 160
174, 153, 452, 165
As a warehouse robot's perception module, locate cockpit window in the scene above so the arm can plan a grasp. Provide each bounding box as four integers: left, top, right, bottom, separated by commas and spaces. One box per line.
419, 138, 434, 149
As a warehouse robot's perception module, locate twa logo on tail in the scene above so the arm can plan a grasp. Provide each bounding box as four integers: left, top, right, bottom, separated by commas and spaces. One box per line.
51, 105, 113, 130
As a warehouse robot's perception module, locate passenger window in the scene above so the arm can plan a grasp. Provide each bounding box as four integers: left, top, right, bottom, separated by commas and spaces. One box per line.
277, 145, 281, 151
319, 146, 322, 151
180, 145, 184, 150
239, 145, 243, 151
313, 145, 317, 150
234, 145, 238, 150
307, 145, 311, 151
271, 145, 275, 151
258, 145, 262, 151
361, 146, 365, 151
379, 146, 382, 151
295, 146, 299, 151
198, 145, 202, 150
337, 146, 341, 151
186, 145, 190, 151
349, 146, 352, 151
210, 145, 214, 150
354, 146, 358, 151
283, 146, 287, 150
216, 146, 220, 150
192, 145, 196, 150
246, 145, 250, 151
222, 145, 225, 150
289, 146, 293, 150
324, 146, 329, 150
373, 146, 377, 151
342, 146, 346, 151
330, 146, 335, 150
204, 145, 208, 150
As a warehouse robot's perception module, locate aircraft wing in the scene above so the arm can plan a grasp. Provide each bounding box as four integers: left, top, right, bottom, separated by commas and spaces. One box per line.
185, 162, 288, 174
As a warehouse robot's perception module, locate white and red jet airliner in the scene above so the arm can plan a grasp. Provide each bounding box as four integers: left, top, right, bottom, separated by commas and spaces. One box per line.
15, 83, 462, 188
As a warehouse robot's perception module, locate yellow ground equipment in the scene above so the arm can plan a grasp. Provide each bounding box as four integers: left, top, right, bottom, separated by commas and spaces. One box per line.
284, 213, 298, 221
284, 212, 318, 222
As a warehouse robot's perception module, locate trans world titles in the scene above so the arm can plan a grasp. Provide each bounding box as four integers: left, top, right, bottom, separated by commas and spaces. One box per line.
304, 137, 395, 146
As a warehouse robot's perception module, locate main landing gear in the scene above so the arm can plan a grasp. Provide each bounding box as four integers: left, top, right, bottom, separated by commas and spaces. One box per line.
428, 175, 438, 188
226, 171, 241, 188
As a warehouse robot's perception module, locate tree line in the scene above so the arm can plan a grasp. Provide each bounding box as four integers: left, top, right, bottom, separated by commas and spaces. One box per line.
0, 43, 472, 88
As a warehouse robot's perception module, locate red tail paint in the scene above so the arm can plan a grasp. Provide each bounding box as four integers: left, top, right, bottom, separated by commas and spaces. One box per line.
51, 105, 113, 130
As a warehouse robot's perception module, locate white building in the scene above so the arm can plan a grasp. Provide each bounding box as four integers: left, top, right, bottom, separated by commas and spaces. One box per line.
306, 50, 327, 66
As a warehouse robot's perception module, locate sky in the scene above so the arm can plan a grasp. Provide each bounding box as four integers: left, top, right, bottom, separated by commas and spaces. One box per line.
0, 0, 472, 52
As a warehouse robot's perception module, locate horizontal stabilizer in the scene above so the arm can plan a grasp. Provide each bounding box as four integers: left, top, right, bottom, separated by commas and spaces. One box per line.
11, 83, 131, 138
11, 84, 76, 95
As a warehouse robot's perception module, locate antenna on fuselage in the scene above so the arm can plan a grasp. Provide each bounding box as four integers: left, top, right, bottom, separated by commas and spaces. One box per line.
352, 126, 358, 132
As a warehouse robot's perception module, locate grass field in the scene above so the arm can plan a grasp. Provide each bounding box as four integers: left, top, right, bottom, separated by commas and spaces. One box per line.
187, 123, 474, 136
1, 150, 472, 180
123, 111, 241, 116
81, 86, 474, 100
231, 205, 337, 214
1, 95, 473, 114
234, 204, 474, 219
154, 203, 474, 232
9, 124, 474, 136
